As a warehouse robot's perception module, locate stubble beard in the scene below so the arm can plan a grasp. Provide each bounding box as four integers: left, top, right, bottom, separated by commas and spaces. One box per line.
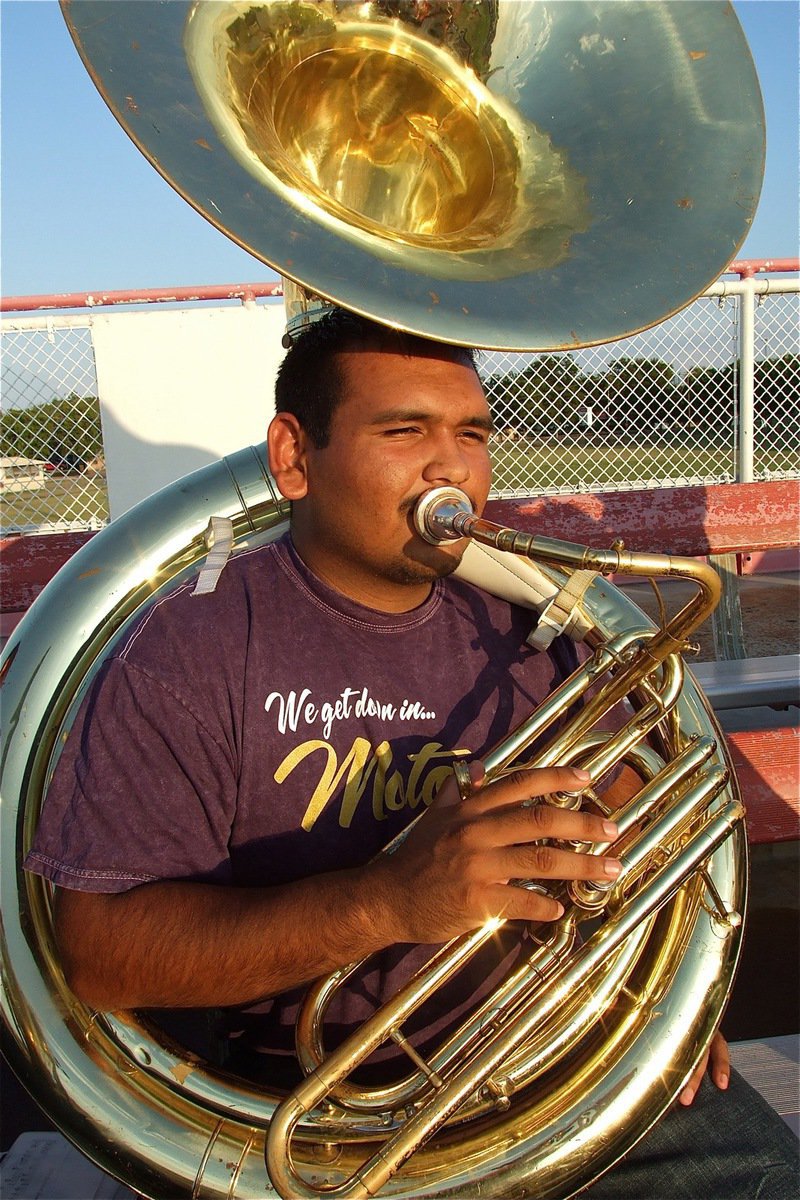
387, 542, 465, 587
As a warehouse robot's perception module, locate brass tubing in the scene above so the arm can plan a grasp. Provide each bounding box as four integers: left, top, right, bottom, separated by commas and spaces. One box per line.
299, 724, 711, 1117
535, 653, 684, 781
588, 735, 718, 852
415, 487, 722, 678
291, 924, 502, 1116
298, 923, 577, 1118
268, 803, 744, 1199
570, 765, 730, 910
382, 802, 741, 1186
616, 767, 730, 885
481, 630, 668, 779
293, 660, 692, 1117
502, 740, 723, 1086
503, 758, 734, 1089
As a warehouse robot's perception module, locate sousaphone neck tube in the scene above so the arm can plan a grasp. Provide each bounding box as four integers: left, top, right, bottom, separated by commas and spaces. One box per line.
414, 486, 625, 574
413, 486, 721, 648
415, 485, 719, 588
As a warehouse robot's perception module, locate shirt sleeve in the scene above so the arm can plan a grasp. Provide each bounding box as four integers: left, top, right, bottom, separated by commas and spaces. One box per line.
24, 657, 238, 893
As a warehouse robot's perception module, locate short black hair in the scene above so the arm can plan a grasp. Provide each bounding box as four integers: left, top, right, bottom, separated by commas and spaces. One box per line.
274, 309, 481, 448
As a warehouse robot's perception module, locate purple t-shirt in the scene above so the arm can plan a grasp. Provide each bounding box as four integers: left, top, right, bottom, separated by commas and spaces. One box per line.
26, 533, 579, 1063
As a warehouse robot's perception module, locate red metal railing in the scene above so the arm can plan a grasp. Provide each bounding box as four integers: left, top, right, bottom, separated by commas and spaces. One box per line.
2, 262, 798, 315
727, 259, 799, 279
0, 281, 284, 315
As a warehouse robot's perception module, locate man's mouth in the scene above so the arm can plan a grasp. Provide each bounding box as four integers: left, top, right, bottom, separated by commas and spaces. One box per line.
402, 489, 477, 520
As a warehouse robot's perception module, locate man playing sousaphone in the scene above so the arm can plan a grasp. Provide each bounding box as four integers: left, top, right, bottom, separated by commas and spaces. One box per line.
26, 311, 799, 1197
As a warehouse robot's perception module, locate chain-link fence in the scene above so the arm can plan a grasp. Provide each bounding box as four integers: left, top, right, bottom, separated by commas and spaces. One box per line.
2, 275, 798, 532
1, 318, 106, 533
484, 283, 799, 496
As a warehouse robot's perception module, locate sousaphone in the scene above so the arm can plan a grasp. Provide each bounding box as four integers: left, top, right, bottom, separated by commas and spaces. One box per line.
1, 3, 764, 1198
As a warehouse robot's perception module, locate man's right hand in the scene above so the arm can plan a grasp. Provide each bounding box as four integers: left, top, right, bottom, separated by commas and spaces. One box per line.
372, 763, 620, 944
54, 763, 618, 1012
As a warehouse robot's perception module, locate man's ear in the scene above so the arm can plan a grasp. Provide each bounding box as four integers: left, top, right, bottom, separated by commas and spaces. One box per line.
268, 413, 309, 500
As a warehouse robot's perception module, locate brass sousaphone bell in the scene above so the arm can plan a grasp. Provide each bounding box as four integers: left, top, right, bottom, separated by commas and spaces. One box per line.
1, 3, 764, 1198
57, 0, 763, 349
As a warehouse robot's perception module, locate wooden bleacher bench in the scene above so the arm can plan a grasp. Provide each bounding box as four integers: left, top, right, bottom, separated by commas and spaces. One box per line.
692, 653, 800, 711
0, 531, 95, 639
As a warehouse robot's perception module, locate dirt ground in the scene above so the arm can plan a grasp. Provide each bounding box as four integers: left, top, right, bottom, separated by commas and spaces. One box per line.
618, 571, 799, 661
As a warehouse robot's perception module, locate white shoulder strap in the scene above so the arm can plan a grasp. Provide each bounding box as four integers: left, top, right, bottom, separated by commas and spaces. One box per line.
192, 516, 235, 596
453, 540, 596, 649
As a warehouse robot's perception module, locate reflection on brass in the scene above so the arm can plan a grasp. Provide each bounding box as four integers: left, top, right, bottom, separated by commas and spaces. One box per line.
185, 1, 590, 280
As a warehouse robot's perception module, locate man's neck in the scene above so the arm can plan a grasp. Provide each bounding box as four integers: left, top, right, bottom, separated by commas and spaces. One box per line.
288, 533, 435, 614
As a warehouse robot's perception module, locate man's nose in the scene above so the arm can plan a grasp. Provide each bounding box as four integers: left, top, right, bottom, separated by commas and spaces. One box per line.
421, 437, 470, 485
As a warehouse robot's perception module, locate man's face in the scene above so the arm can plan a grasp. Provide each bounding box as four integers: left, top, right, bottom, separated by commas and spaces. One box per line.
284, 346, 493, 611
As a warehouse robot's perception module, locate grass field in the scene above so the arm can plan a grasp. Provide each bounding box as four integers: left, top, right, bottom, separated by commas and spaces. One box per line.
488, 440, 798, 493
1, 473, 108, 532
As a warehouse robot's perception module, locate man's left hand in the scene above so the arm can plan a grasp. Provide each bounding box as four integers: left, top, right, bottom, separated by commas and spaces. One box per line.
679, 1031, 730, 1105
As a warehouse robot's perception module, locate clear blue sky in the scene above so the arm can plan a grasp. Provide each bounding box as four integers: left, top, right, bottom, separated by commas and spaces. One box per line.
1, 0, 798, 299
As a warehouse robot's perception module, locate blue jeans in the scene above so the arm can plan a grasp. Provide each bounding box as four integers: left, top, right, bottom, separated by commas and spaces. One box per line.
579, 1069, 799, 1199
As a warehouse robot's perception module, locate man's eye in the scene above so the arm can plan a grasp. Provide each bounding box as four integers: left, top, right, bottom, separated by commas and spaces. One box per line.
384, 426, 418, 436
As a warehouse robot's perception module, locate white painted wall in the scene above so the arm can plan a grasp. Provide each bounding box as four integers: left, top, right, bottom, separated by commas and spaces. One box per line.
91, 303, 285, 518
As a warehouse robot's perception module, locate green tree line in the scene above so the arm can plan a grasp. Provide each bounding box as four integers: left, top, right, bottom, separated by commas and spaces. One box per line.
1, 394, 102, 466
2, 358, 797, 465
485, 353, 799, 444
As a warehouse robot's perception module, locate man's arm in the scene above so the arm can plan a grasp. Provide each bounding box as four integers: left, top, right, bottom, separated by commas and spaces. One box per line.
55, 763, 620, 1010
54, 866, 396, 1010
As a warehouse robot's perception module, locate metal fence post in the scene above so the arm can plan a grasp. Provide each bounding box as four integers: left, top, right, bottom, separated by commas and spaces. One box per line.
709, 551, 748, 661
737, 277, 757, 484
